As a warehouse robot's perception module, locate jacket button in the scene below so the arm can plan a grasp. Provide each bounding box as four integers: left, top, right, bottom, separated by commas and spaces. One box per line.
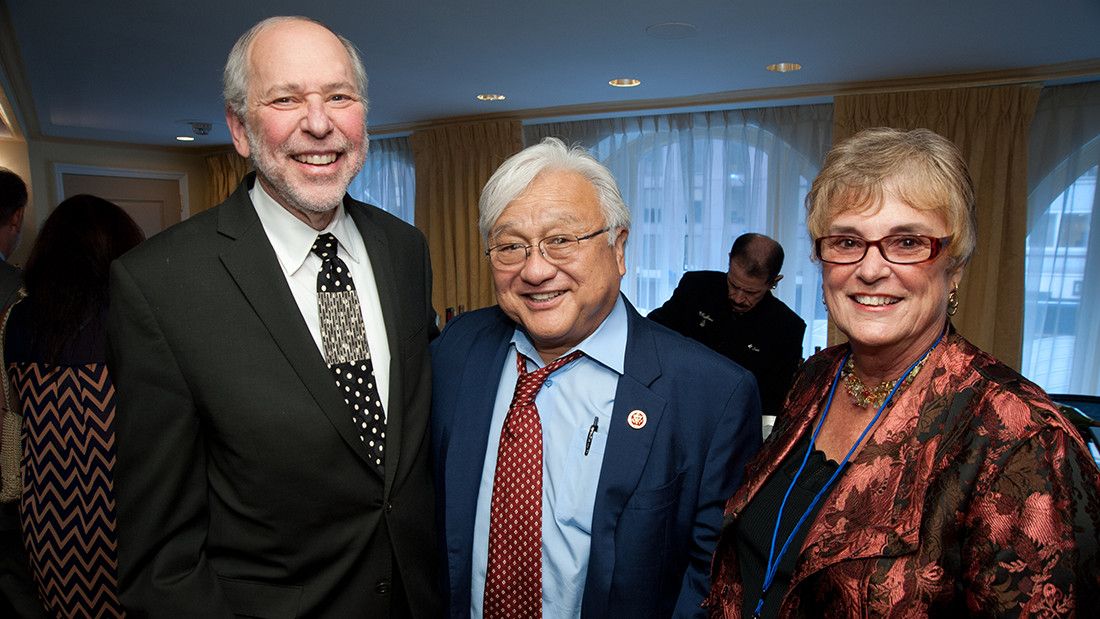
385, 502, 393, 513
375, 579, 391, 594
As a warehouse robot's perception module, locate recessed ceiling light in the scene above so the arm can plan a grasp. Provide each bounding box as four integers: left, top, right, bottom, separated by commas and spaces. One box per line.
189, 121, 212, 135
175, 136, 195, 142
609, 78, 641, 88
766, 62, 802, 73
476, 93, 506, 101
645, 22, 698, 40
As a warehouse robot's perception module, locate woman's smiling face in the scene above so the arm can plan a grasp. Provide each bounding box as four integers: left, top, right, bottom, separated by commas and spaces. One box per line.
822, 190, 961, 363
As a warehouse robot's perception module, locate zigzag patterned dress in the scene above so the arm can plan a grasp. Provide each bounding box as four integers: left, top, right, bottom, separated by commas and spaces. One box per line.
5, 302, 124, 618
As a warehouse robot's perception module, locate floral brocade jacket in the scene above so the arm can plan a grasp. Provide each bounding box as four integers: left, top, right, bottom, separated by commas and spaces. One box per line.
706, 333, 1100, 617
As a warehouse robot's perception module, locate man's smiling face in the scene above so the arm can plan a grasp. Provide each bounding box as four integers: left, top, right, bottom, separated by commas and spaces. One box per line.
489, 169, 627, 363
227, 19, 366, 222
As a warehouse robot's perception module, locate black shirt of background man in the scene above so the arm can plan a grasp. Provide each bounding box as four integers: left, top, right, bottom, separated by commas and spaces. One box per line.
649, 270, 806, 415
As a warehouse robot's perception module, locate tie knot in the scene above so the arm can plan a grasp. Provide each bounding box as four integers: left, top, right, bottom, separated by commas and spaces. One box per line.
512, 350, 583, 406
312, 233, 339, 261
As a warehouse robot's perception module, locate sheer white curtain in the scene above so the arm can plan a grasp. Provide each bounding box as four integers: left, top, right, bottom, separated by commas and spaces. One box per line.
1024, 82, 1100, 395
347, 135, 416, 224
525, 105, 833, 358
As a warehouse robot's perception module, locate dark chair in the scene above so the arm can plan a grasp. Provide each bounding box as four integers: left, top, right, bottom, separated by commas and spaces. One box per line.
1049, 394, 1100, 421
1049, 393, 1100, 470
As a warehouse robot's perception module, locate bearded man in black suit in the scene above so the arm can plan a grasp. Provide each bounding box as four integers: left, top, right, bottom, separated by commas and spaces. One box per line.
649, 233, 805, 415
108, 16, 439, 617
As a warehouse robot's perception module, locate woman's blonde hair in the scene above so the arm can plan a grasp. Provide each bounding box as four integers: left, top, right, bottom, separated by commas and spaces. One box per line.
805, 127, 976, 269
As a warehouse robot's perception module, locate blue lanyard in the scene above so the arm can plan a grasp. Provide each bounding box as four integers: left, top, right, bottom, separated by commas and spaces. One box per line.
753, 332, 944, 618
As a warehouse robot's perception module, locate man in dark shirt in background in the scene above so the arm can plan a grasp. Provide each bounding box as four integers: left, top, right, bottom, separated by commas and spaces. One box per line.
649, 233, 805, 415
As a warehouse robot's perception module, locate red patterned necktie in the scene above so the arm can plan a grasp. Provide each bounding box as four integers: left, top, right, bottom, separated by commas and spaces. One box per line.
484, 349, 584, 619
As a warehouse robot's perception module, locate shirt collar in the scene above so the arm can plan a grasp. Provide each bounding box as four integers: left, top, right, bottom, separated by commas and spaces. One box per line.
250, 180, 362, 276
511, 294, 628, 375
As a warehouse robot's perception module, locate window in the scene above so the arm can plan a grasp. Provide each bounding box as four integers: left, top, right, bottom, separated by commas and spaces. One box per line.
1023, 82, 1100, 396
1024, 160, 1097, 392
346, 136, 415, 225
526, 105, 833, 359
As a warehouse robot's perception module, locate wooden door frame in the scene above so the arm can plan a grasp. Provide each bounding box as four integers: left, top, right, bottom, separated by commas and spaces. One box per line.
53, 163, 190, 220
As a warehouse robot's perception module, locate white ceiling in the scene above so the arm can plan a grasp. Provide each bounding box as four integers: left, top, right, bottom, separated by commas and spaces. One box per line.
2, 0, 1099, 147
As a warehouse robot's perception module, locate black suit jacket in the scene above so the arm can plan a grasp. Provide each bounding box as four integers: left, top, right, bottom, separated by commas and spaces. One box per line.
107, 176, 439, 617
648, 271, 805, 415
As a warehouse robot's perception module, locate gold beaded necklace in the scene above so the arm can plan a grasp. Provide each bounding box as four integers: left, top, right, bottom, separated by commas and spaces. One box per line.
841, 354, 930, 408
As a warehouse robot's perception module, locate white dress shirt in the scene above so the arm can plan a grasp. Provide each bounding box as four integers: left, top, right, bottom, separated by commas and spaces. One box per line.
250, 182, 391, 416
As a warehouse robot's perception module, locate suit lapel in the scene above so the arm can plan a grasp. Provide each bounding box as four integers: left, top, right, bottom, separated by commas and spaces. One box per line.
347, 201, 403, 489
444, 315, 513, 612
584, 304, 668, 618
216, 182, 382, 475
789, 367, 948, 589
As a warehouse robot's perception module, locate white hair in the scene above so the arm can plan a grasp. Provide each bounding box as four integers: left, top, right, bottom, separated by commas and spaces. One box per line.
478, 137, 631, 243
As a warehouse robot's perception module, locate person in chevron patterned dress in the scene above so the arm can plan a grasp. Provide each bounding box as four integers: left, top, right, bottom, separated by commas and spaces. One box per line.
4, 194, 143, 617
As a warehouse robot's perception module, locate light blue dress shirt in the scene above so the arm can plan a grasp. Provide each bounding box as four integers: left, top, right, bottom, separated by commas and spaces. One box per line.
470, 296, 628, 618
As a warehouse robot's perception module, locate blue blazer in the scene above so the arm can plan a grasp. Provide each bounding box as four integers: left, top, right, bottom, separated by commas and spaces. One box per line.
431, 298, 762, 618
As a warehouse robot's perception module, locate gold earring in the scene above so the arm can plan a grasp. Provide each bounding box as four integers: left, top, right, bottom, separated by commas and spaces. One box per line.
947, 283, 960, 316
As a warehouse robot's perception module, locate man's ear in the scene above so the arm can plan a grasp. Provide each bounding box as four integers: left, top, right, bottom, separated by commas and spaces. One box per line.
613, 227, 629, 276
771, 273, 784, 289
226, 107, 251, 158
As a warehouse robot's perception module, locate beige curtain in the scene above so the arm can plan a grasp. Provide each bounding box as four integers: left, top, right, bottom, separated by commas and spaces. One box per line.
832, 85, 1041, 368
205, 150, 251, 210
411, 120, 523, 321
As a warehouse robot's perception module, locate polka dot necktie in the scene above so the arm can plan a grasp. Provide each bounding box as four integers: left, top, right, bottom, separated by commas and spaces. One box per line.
483, 349, 584, 619
311, 233, 386, 473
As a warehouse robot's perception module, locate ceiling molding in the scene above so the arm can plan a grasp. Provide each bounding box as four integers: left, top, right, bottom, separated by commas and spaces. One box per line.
0, 104, 17, 140
368, 59, 1100, 136
0, 0, 37, 139
29, 133, 231, 156
0, 77, 16, 140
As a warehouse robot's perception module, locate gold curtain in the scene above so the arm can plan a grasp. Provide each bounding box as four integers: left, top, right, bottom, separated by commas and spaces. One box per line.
205, 150, 251, 210
411, 120, 523, 320
832, 84, 1041, 368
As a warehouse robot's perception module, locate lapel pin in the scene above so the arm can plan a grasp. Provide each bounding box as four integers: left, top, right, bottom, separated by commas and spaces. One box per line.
627, 409, 647, 429
746, 343, 761, 352
697, 311, 713, 328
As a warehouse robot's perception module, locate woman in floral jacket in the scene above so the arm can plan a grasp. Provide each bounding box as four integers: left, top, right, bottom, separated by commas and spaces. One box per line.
707, 128, 1100, 618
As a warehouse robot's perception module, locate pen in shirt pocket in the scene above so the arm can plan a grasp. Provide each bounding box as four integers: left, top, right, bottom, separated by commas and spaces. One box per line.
584, 416, 599, 456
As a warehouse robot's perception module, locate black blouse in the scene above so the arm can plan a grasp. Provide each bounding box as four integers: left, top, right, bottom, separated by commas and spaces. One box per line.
734, 436, 840, 618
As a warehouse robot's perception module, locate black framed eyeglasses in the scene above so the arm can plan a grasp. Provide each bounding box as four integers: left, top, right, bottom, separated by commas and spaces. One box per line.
485, 228, 611, 268
815, 234, 952, 265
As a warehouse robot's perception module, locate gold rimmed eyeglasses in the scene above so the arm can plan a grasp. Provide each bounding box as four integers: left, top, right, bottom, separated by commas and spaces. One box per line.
485, 228, 610, 268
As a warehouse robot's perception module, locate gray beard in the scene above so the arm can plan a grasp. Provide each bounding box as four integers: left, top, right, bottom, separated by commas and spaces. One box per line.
245, 126, 368, 215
